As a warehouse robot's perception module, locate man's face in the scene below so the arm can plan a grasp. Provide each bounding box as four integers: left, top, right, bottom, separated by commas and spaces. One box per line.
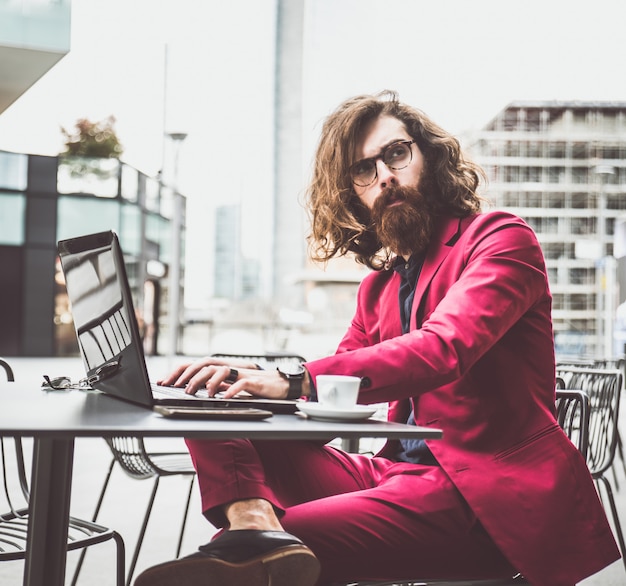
352, 115, 424, 209
351, 115, 434, 259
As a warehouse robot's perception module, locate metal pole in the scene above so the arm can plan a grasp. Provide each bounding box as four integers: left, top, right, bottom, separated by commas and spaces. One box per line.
167, 132, 187, 359
594, 164, 616, 358
605, 255, 617, 358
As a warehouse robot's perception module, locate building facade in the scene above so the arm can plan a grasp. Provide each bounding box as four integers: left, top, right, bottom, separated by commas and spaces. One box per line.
0, 150, 184, 356
470, 101, 626, 357
0, 0, 70, 113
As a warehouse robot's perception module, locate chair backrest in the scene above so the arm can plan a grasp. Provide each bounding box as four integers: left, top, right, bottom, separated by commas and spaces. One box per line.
0, 358, 14, 382
106, 437, 161, 479
555, 367, 622, 476
211, 353, 306, 370
0, 358, 31, 526
555, 389, 590, 460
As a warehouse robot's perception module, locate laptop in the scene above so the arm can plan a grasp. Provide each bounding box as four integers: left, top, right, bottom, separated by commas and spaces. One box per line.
57, 230, 298, 414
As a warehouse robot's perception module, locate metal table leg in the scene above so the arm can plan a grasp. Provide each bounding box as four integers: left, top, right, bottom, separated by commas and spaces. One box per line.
24, 437, 75, 586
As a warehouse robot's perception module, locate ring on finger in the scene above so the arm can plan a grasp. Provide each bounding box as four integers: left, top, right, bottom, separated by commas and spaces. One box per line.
225, 368, 238, 384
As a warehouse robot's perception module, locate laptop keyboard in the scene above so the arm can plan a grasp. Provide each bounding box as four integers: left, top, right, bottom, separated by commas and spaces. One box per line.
151, 384, 211, 400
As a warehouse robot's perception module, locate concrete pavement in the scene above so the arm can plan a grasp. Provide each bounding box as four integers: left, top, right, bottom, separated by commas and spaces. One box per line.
0, 355, 625, 585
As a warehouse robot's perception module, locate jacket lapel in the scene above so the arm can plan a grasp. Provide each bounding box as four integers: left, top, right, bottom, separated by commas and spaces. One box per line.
409, 216, 470, 330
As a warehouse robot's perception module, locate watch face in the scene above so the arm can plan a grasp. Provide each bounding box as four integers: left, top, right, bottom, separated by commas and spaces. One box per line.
279, 364, 305, 378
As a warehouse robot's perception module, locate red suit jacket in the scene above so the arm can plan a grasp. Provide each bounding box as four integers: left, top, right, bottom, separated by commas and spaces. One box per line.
305, 211, 620, 585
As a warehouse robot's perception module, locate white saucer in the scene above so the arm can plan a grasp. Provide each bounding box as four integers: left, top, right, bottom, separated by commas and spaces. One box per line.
297, 402, 377, 422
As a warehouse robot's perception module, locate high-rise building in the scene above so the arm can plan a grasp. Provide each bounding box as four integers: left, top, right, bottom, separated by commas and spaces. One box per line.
272, 0, 307, 308
469, 101, 626, 357
0, 0, 71, 113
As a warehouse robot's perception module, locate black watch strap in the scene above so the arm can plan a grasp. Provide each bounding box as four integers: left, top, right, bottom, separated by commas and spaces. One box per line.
276, 365, 305, 400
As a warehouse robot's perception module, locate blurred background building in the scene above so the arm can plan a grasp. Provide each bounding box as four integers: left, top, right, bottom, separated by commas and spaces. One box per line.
1, 0, 625, 362
470, 102, 626, 358
0, 150, 184, 357
0, 0, 70, 113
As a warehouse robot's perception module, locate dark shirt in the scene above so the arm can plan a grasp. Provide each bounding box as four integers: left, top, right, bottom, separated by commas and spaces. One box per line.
393, 254, 439, 466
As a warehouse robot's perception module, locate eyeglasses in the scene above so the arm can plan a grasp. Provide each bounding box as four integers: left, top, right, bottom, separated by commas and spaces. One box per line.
350, 140, 415, 187
42, 375, 91, 391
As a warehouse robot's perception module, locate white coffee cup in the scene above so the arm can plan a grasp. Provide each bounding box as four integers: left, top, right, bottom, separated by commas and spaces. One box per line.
316, 375, 361, 410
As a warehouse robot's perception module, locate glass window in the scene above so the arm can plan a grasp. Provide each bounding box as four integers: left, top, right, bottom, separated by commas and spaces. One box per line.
570, 268, 594, 285
571, 217, 595, 235
543, 217, 559, 234
502, 191, 519, 207
603, 146, 620, 160
547, 167, 565, 183
0, 192, 25, 244
607, 195, 626, 210
547, 267, 558, 286
552, 293, 564, 311
146, 213, 171, 262
527, 142, 542, 158
503, 110, 518, 131
523, 167, 542, 183
570, 294, 591, 311
57, 158, 120, 198
57, 196, 121, 241
571, 193, 590, 208
505, 141, 521, 156
571, 143, 588, 159
525, 217, 541, 232
120, 204, 141, 255
548, 142, 566, 158
145, 177, 162, 212
0, 151, 27, 191
546, 193, 565, 208
484, 165, 498, 182
525, 192, 542, 207
543, 243, 565, 259
121, 164, 139, 202
526, 110, 541, 131
504, 167, 519, 182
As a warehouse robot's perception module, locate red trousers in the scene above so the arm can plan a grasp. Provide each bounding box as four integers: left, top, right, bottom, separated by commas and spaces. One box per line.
185, 438, 515, 585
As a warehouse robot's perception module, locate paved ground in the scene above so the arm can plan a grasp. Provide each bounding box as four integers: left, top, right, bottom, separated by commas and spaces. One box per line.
1, 356, 625, 585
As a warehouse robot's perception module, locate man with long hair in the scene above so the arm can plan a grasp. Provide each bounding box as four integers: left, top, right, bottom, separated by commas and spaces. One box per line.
136, 92, 619, 586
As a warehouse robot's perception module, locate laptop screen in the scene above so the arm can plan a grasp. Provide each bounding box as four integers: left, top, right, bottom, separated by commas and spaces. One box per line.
58, 230, 154, 406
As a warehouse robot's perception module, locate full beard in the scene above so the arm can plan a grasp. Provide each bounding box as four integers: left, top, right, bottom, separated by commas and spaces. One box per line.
370, 183, 435, 258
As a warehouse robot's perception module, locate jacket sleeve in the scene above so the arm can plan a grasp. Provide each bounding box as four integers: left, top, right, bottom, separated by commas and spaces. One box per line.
304, 213, 551, 405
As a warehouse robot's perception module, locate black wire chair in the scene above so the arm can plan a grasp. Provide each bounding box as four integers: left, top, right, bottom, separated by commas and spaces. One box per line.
557, 358, 626, 489
0, 358, 125, 585
72, 436, 196, 586
555, 366, 625, 571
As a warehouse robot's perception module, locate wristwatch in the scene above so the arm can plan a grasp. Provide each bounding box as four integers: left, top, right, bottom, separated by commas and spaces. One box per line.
276, 364, 306, 399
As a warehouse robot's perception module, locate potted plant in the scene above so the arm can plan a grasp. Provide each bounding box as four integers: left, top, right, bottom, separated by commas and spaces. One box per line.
59, 116, 124, 179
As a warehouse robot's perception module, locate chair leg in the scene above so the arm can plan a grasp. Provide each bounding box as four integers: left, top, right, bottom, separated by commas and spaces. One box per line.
126, 477, 160, 586
70, 457, 116, 586
596, 475, 626, 572
113, 531, 127, 586
618, 430, 626, 477
341, 438, 360, 452
176, 476, 195, 558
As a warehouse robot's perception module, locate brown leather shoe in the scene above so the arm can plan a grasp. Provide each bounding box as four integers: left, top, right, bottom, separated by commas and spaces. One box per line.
134, 530, 320, 586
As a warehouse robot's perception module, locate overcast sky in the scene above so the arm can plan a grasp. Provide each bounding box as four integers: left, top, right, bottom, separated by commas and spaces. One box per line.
1, 0, 624, 307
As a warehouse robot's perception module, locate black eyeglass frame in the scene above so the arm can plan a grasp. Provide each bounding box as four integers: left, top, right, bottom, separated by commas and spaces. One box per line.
349, 139, 416, 187
42, 375, 92, 391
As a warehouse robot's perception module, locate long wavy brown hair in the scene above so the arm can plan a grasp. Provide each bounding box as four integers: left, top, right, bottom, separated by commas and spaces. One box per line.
305, 90, 486, 270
